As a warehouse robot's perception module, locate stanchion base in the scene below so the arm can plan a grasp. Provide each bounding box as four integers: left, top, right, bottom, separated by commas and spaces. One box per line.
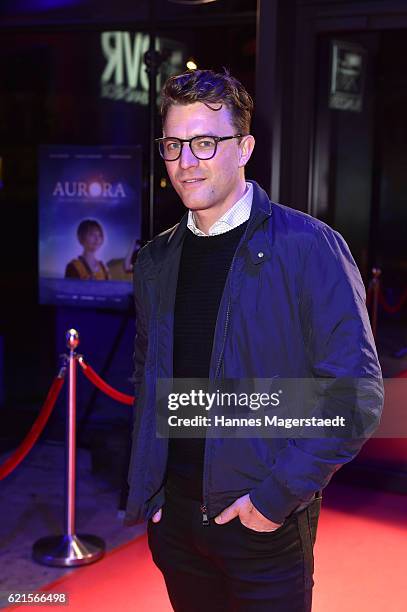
32, 534, 105, 567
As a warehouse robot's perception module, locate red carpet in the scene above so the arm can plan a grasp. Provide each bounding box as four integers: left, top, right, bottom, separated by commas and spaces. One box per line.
8, 482, 406, 611
312, 483, 407, 612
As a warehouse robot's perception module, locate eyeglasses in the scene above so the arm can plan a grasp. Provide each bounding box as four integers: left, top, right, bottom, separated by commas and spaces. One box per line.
155, 134, 243, 161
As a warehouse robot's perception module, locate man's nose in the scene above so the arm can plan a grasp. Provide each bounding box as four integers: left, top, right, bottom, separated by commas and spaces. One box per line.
179, 143, 199, 169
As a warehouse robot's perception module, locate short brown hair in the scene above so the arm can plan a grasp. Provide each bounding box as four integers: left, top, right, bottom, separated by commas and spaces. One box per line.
160, 69, 253, 135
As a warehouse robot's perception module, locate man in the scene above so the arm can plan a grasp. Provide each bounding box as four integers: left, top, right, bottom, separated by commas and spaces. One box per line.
124, 69, 383, 611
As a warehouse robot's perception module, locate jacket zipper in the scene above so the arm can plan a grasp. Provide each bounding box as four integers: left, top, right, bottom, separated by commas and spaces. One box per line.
201, 220, 252, 526
201, 295, 232, 526
214, 296, 232, 379
200, 504, 209, 525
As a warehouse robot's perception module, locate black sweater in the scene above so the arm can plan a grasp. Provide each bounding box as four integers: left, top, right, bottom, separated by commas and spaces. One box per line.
166, 221, 248, 500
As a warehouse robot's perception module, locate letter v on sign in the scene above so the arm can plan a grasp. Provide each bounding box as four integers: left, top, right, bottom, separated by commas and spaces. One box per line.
123, 32, 143, 89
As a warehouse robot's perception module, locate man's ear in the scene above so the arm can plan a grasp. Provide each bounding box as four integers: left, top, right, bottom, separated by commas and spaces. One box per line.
238, 135, 255, 168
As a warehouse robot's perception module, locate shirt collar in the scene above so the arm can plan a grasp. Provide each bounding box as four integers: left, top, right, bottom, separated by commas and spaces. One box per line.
187, 182, 253, 237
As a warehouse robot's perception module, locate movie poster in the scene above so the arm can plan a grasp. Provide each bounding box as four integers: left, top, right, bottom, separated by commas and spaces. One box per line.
39, 145, 142, 310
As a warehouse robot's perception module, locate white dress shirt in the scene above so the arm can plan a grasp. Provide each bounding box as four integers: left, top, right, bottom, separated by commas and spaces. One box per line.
187, 182, 253, 236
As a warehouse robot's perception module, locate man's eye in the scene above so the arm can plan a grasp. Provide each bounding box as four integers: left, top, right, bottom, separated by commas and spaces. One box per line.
166, 141, 181, 151
196, 139, 215, 148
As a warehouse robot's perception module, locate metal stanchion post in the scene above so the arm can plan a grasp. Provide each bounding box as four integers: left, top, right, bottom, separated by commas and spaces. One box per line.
32, 329, 105, 567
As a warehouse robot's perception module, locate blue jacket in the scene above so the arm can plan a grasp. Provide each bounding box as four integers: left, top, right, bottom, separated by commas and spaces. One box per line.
124, 181, 384, 526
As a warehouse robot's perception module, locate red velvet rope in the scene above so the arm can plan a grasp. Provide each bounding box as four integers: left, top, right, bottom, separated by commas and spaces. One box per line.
77, 357, 134, 405
366, 285, 407, 314
377, 287, 407, 315
0, 372, 65, 480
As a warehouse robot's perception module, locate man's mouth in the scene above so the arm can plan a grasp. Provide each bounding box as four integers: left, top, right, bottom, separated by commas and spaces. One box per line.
181, 178, 206, 184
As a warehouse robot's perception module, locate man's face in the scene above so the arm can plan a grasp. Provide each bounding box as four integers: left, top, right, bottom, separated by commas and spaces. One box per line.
163, 102, 253, 214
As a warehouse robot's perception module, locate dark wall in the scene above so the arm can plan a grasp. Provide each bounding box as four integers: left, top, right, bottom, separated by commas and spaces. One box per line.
311, 32, 379, 279
373, 31, 407, 287
0, 1, 257, 435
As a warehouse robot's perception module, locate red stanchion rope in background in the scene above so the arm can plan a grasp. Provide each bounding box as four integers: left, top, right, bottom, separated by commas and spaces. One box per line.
365, 285, 407, 313
377, 287, 407, 315
0, 369, 66, 480
77, 357, 134, 406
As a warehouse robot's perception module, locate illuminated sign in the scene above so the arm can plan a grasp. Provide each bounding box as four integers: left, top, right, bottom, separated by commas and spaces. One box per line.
329, 41, 366, 113
52, 181, 127, 198
100, 32, 185, 105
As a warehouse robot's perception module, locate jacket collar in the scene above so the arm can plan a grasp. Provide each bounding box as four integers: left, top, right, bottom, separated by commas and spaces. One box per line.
245, 180, 272, 239
165, 180, 272, 250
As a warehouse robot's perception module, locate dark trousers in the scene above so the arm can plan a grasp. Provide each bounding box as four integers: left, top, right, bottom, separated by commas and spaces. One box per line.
147, 485, 321, 612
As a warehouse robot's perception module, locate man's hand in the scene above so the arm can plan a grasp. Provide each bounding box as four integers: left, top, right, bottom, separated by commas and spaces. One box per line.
151, 508, 162, 523
214, 494, 282, 532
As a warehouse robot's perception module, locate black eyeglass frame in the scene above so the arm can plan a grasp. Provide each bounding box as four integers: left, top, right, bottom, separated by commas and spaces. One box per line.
155, 134, 244, 161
